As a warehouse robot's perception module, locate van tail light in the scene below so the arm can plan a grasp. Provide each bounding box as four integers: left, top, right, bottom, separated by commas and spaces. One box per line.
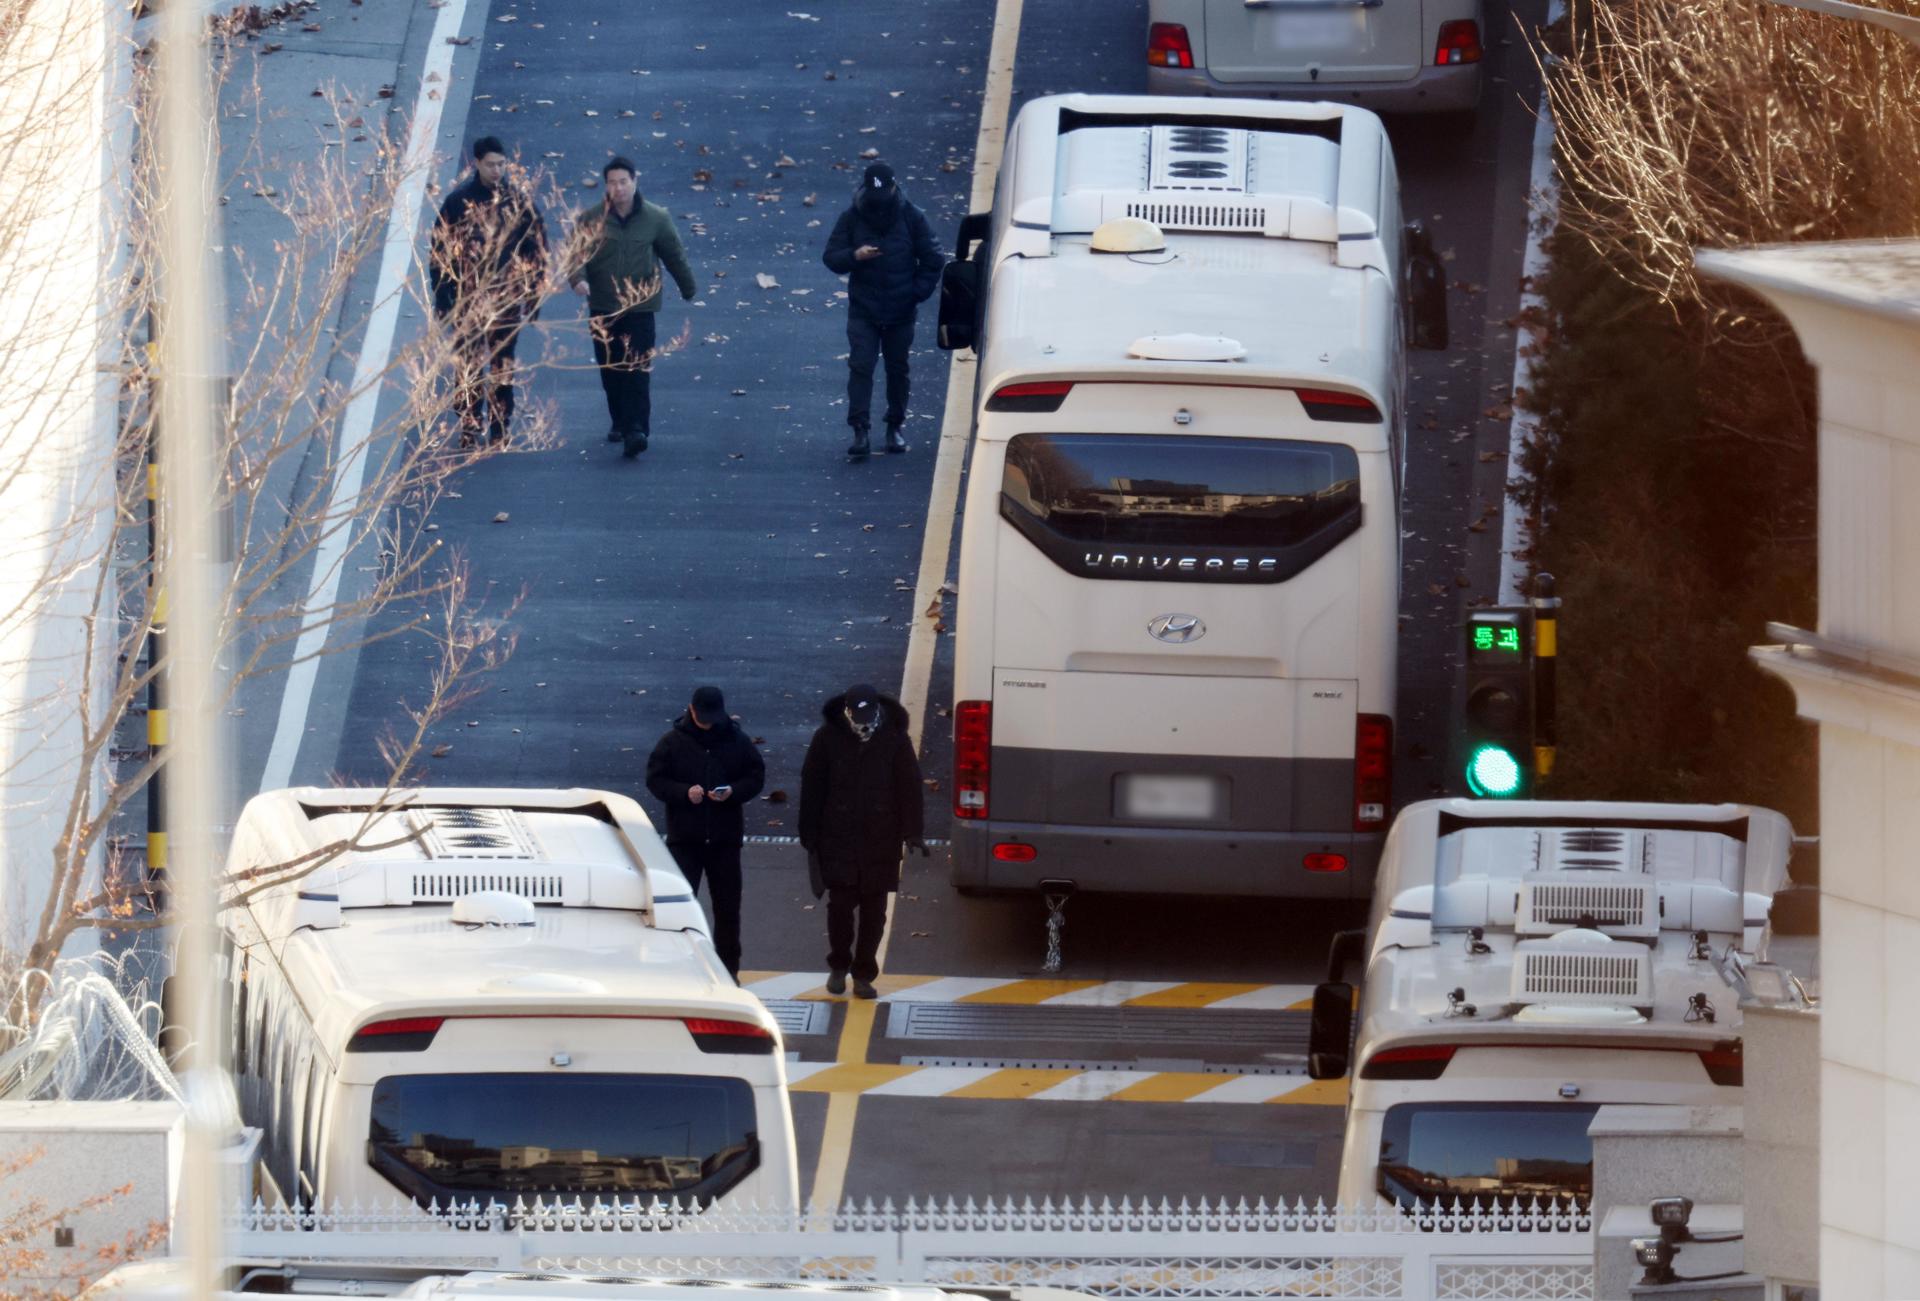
346, 1016, 445, 1053
1354, 714, 1392, 832
1697, 1045, 1743, 1086
1147, 22, 1195, 69
1435, 20, 1483, 65
985, 381, 1073, 413
1304, 853, 1348, 873
1295, 388, 1383, 423
955, 700, 992, 819
1360, 1044, 1456, 1080
685, 1018, 776, 1055
993, 842, 1037, 862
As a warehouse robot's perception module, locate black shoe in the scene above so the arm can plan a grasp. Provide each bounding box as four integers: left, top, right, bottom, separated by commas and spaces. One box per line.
623, 431, 649, 457
606, 424, 623, 443
852, 978, 878, 1000
846, 426, 871, 458
884, 424, 907, 454
825, 970, 847, 996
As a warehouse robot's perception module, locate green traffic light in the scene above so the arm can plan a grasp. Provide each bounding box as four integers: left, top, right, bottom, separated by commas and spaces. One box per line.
1466, 743, 1524, 798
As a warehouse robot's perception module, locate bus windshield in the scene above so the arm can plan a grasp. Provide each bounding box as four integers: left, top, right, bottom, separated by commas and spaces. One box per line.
1378, 1102, 1598, 1210
369, 1073, 758, 1206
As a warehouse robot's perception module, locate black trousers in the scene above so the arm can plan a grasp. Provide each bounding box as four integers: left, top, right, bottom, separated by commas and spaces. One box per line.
825, 886, 890, 982
453, 324, 521, 442
668, 840, 743, 977
845, 313, 913, 431
591, 309, 658, 447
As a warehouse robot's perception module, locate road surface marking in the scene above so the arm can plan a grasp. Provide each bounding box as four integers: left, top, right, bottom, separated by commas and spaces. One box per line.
786, 1063, 1346, 1106
260, 0, 469, 792
807, 0, 1024, 1218
743, 971, 1317, 1010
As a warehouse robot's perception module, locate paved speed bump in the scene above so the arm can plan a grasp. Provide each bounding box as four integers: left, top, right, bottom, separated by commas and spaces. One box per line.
783, 1059, 1346, 1106
742, 971, 1317, 1010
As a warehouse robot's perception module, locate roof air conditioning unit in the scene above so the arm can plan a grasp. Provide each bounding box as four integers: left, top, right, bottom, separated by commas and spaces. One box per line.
1511, 927, 1654, 1010
1516, 872, 1659, 939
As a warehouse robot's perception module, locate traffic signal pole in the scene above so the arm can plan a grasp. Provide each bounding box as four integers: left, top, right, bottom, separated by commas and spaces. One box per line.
1531, 572, 1559, 781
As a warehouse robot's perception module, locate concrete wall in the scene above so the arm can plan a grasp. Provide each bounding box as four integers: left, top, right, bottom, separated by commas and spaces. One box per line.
1699, 240, 1920, 1300
1742, 1003, 1820, 1288
0, 1102, 179, 1292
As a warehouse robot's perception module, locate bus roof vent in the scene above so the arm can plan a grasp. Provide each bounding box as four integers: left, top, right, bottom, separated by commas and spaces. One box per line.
1127, 332, 1246, 362
414, 871, 566, 903
1516, 872, 1659, 939
1511, 928, 1654, 1009
451, 889, 537, 927
412, 806, 539, 860
1091, 215, 1165, 253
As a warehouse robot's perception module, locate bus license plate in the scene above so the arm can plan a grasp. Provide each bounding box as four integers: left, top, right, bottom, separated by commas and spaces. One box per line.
1118, 774, 1224, 822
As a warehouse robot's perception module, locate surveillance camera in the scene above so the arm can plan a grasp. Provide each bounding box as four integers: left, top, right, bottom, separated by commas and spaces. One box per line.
1651, 1195, 1694, 1235
1630, 1236, 1677, 1286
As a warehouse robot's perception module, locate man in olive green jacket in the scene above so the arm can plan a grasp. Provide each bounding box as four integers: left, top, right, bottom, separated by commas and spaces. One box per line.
568, 156, 698, 457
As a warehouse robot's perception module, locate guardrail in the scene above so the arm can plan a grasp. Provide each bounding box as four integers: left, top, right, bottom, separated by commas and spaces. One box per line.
228, 1197, 1595, 1300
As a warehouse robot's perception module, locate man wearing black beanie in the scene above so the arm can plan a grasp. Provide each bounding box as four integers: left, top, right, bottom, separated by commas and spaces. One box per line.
821, 161, 944, 458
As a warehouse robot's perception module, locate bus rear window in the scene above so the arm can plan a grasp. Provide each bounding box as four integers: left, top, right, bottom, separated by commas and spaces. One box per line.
1378, 1102, 1598, 1211
369, 1073, 758, 1206
1000, 434, 1361, 583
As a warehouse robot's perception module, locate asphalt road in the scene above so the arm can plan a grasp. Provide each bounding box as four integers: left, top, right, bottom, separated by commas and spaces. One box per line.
298, 0, 1547, 1208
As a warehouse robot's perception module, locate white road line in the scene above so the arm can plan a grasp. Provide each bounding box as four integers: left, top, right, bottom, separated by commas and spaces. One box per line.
783, 1060, 837, 1085
1185, 1074, 1299, 1105
259, 0, 468, 792
745, 972, 829, 1000
1039, 981, 1181, 1007
1497, 0, 1565, 605
1027, 1070, 1146, 1103
1203, 985, 1319, 1010
878, 976, 1010, 1002
862, 1066, 995, 1098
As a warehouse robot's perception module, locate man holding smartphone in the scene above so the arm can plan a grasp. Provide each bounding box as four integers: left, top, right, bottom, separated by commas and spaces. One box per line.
645, 686, 765, 978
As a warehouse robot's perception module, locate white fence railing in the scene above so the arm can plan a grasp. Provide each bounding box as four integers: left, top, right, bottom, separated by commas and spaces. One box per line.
227, 1198, 1596, 1301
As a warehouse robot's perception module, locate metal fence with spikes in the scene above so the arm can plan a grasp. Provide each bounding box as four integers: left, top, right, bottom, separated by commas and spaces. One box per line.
226, 1196, 1596, 1300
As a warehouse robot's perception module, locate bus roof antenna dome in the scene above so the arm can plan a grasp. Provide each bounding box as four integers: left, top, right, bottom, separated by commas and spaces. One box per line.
1091, 215, 1166, 254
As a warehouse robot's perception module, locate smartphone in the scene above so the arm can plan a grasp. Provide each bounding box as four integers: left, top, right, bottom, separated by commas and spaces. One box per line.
710, 785, 732, 797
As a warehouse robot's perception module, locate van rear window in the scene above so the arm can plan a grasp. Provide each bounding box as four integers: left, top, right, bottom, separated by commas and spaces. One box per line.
1378, 1102, 1598, 1211
369, 1073, 758, 1206
1000, 434, 1361, 583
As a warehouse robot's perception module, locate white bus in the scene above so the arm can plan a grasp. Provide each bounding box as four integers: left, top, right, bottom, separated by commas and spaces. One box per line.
935, 94, 1447, 899
1304, 799, 1800, 1210
214, 787, 799, 1214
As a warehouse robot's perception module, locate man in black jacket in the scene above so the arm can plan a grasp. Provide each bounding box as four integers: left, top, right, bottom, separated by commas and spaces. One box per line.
645, 686, 766, 978
429, 136, 548, 447
821, 162, 944, 459
799, 683, 928, 998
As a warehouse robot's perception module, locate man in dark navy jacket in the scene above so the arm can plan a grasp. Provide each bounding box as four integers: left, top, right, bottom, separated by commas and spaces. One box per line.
821, 162, 944, 458
645, 686, 765, 978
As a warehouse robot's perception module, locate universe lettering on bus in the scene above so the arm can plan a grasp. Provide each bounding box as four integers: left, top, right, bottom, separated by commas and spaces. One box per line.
1080, 551, 1283, 574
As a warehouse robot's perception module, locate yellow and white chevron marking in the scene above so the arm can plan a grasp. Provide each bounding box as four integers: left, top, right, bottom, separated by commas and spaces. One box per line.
783, 1060, 1348, 1107
740, 971, 1318, 1010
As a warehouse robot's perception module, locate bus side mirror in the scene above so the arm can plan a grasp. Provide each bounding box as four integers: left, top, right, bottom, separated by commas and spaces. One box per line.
1404, 221, 1448, 352
938, 212, 991, 353
1307, 982, 1355, 1079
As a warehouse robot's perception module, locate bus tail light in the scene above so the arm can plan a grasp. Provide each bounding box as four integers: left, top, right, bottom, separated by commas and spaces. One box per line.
985, 382, 1073, 413
1148, 23, 1195, 69
1435, 20, 1483, 65
955, 700, 992, 819
347, 1016, 445, 1053
1296, 388, 1383, 423
685, 1018, 776, 1055
1354, 714, 1392, 832
1360, 1044, 1456, 1080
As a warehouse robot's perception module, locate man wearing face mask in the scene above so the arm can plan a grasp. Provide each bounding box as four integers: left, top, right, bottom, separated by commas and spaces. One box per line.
798, 683, 929, 998
821, 161, 944, 459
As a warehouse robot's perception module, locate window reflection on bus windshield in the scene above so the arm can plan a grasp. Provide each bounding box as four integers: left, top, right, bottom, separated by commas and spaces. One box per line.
1378, 1103, 1598, 1210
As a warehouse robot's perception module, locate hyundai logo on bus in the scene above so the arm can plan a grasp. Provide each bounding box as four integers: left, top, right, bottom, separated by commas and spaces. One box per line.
1148, 613, 1207, 644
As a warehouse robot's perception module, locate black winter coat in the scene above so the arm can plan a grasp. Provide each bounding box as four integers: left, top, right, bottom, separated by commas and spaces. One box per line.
645, 715, 766, 846
821, 191, 943, 327
799, 691, 925, 892
429, 174, 548, 321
